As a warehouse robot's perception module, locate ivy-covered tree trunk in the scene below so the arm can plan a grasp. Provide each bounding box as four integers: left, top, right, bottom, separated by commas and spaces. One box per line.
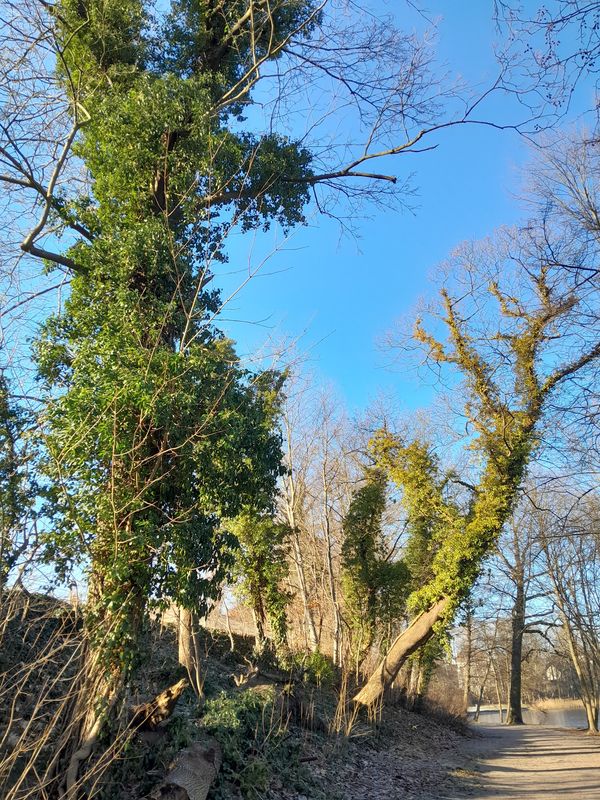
252, 607, 267, 651
354, 241, 600, 707
341, 470, 407, 676
30, 1, 322, 789
0, 375, 31, 588
228, 512, 290, 653
353, 597, 449, 706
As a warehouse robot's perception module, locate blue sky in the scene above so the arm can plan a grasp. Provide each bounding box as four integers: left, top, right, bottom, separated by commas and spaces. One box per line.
6, 1, 592, 417
216, 1, 594, 414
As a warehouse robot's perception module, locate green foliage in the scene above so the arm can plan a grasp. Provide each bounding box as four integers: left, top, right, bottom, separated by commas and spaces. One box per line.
371, 431, 486, 619
52, 0, 315, 253
228, 511, 291, 648
302, 649, 335, 687
370, 322, 542, 625
0, 374, 34, 585
284, 649, 336, 687
341, 470, 409, 664
201, 689, 288, 799
393, 276, 573, 624
33, 0, 323, 677
200, 686, 329, 799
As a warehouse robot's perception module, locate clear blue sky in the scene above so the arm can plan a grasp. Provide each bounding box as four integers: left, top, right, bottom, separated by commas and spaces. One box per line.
215, 1, 594, 415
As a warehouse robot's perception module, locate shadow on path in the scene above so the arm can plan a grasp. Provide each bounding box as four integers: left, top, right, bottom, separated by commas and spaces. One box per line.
449, 725, 600, 799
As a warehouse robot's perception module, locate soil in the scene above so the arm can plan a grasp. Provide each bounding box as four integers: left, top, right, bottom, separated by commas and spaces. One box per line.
283, 706, 474, 800
301, 720, 600, 800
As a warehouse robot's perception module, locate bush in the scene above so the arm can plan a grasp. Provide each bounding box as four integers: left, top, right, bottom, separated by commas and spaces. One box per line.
201, 687, 329, 799
303, 651, 335, 687
283, 650, 336, 688
201, 689, 283, 799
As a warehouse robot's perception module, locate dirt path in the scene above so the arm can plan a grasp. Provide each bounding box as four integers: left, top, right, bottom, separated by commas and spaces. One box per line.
454, 724, 600, 799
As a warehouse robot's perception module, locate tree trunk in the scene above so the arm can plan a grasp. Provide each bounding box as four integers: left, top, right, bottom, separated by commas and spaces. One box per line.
506, 580, 525, 725
584, 699, 599, 734
291, 528, 319, 652
491, 659, 504, 723
252, 608, 266, 652
473, 684, 485, 721
281, 414, 319, 654
463, 610, 472, 712
404, 658, 420, 710
321, 466, 341, 666
473, 658, 492, 721
130, 678, 188, 730
550, 590, 599, 734
178, 607, 203, 696
353, 597, 450, 707
223, 601, 235, 652
55, 643, 125, 800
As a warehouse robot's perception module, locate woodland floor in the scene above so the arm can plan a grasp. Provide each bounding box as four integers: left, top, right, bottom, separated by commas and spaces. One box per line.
449, 724, 600, 799
7, 593, 600, 799
278, 705, 472, 800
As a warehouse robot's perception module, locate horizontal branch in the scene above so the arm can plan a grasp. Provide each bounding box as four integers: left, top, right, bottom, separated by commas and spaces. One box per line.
1, 279, 72, 319
20, 241, 79, 273
543, 340, 600, 395
295, 170, 398, 184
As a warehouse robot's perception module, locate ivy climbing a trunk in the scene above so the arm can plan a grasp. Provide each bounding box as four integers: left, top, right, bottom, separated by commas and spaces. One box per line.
341, 469, 408, 677
228, 511, 291, 653
354, 229, 600, 707
33, 1, 321, 790
0, 373, 34, 588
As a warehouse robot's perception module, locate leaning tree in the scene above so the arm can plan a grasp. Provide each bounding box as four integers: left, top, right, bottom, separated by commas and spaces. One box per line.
354, 220, 600, 706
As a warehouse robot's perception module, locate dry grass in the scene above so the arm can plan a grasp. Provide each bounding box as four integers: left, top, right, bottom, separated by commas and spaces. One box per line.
1, 592, 476, 800
530, 697, 583, 712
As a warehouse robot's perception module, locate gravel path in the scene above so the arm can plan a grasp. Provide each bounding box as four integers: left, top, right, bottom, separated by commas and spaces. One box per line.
455, 724, 600, 799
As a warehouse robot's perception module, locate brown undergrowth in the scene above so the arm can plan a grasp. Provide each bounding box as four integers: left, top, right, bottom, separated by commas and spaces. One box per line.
0, 590, 472, 800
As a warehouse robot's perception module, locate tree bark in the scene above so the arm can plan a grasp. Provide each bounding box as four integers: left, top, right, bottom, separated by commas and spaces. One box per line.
473, 684, 485, 721
57, 645, 125, 800
584, 700, 599, 734
353, 597, 450, 706
544, 560, 600, 734
506, 580, 525, 724
223, 601, 235, 652
178, 607, 203, 696
130, 678, 188, 731
463, 610, 472, 712
291, 528, 319, 652
282, 409, 320, 653
322, 463, 341, 665
473, 658, 492, 721
560, 615, 598, 734
252, 607, 266, 651
491, 658, 504, 724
